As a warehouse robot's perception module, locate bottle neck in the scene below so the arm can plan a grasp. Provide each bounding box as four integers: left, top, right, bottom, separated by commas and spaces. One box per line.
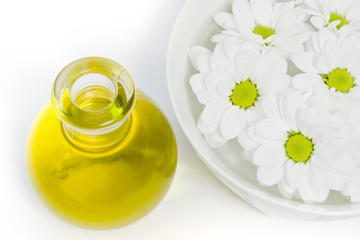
51, 57, 136, 152
62, 115, 133, 153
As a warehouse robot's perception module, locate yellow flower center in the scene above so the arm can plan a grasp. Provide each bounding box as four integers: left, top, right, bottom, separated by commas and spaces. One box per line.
322, 68, 355, 93
253, 25, 275, 40
329, 13, 348, 29
229, 79, 259, 109
285, 131, 314, 164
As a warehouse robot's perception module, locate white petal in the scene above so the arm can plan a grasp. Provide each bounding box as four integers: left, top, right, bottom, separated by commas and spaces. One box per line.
251, 0, 273, 27
196, 90, 222, 106
346, 1, 360, 21
347, 49, 360, 77
234, 50, 260, 81
343, 170, 360, 202
239, 41, 261, 52
322, 35, 337, 56
310, 16, 327, 29
295, 162, 329, 203
316, 53, 335, 73
347, 101, 360, 128
260, 73, 291, 94
213, 12, 236, 30
281, 91, 307, 130
332, 110, 349, 125
210, 53, 231, 70
261, 94, 281, 119
189, 73, 206, 95
204, 132, 227, 148
189, 46, 212, 72
245, 101, 265, 126
198, 99, 230, 133
274, 22, 311, 44
292, 73, 322, 92
336, 37, 357, 68
190, 73, 218, 105
212, 40, 245, 67
278, 179, 295, 199
350, 17, 360, 31
317, 144, 344, 164
323, 127, 350, 152
285, 161, 307, 189
222, 40, 243, 64
236, 48, 260, 65
351, 84, 360, 99
254, 119, 289, 141
270, 1, 284, 29
306, 162, 329, 196
238, 126, 260, 151
316, 122, 342, 140
272, 40, 305, 60
234, 63, 251, 83
296, 117, 314, 140
211, 33, 230, 43
307, 103, 332, 123
271, 1, 297, 30
322, 0, 337, 13
204, 69, 231, 89
253, 142, 287, 167
257, 163, 285, 186
307, 85, 334, 107
195, 55, 212, 72
258, 50, 288, 74
220, 106, 246, 139
212, 40, 241, 65
216, 77, 235, 97
322, 161, 353, 191
291, 52, 320, 73
298, 183, 329, 204
233, 0, 255, 30
309, 29, 336, 54
317, 29, 336, 53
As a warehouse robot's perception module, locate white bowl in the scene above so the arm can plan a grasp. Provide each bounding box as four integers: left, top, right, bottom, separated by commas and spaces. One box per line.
167, 0, 360, 220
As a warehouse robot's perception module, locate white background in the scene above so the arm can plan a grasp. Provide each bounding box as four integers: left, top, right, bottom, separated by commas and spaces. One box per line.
1, 0, 360, 239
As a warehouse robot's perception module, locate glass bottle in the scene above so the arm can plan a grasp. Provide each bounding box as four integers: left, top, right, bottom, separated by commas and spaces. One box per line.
26, 57, 177, 229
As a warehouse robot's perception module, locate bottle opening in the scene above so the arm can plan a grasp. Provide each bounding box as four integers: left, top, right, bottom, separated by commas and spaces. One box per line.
52, 57, 136, 132
71, 73, 116, 112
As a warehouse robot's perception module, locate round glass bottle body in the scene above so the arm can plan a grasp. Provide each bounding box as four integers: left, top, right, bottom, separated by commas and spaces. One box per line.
26, 57, 177, 229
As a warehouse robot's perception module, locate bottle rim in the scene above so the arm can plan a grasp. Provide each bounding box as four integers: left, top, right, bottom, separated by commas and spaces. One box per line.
51, 57, 136, 133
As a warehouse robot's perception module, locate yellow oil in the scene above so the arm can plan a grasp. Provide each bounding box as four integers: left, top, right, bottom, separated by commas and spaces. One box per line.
26, 88, 177, 229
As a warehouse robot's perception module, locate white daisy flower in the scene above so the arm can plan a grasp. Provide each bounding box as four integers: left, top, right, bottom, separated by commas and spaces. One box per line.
292, 28, 360, 128
238, 91, 354, 203
296, 0, 360, 31
212, 0, 312, 59
189, 40, 290, 147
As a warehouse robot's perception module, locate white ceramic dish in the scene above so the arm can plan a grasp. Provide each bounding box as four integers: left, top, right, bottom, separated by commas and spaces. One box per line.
167, 0, 360, 220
